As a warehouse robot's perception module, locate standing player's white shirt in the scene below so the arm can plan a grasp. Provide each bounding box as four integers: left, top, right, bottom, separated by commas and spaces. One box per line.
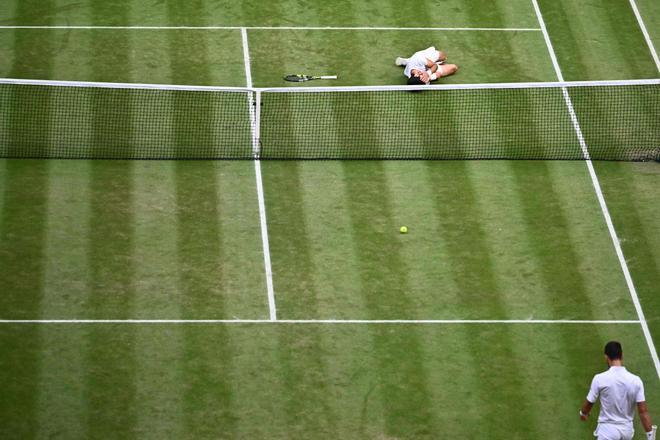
587, 366, 645, 426
403, 46, 441, 78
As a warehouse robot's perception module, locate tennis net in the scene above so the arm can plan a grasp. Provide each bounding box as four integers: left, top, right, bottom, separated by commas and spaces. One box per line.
1, 78, 658, 160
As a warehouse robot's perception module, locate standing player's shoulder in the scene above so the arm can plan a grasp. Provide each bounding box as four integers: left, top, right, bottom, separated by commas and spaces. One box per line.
594, 369, 610, 380
620, 367, 644, 387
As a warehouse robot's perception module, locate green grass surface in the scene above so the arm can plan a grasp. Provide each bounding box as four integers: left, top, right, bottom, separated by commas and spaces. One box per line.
538, 0, 659, 80
1, 324, 658, 439
595, 162, 660, 345
0, 0, 540, 28
0, 29, 246, 85
249, 29, 556, 86
263, 161, 637, 320
0, 0, 659, 438
0, 160, 268, 319
0, 325, 660, 439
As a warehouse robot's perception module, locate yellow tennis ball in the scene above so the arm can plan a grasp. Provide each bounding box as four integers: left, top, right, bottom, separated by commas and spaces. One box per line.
400, 226, 408, 234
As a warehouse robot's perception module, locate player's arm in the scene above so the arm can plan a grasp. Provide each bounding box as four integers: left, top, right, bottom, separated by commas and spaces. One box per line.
422, 60, 440, 82
581, 375, 600, 421
580, 400, 594, 421
411, 69, 430, 84
637, 402, 654, 434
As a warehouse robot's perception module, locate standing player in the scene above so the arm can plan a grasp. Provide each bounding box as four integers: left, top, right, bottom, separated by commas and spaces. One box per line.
580, 341, 656, 440
395, 46, 458, 85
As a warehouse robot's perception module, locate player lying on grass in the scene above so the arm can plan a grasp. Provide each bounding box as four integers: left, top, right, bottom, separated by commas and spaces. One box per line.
395, 46, 458, 85
579, 341, 656, 440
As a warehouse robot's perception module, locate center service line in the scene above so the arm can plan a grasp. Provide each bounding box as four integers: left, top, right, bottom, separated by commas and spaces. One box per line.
242, 27, 277, 321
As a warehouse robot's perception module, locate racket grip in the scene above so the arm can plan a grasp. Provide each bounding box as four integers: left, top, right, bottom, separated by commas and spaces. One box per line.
320, 76, 338, 79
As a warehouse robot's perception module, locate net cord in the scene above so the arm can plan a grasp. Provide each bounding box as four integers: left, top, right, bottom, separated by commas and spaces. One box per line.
0, 77, 657, 93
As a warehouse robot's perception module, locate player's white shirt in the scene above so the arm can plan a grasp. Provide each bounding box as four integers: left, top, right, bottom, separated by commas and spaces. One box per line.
404, 46, 441, 78
587, 366, 645, 426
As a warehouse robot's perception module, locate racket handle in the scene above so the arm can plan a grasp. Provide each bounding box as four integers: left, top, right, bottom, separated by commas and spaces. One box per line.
320, 76, 338, 79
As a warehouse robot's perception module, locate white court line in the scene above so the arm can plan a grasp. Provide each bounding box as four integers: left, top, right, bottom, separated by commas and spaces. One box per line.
0, 25, 542, 32
0, 319, 641, 324
242, 27, 277, 321
628, 0, 660, 72
2, 77, 656, 93
532, 0, 660, 380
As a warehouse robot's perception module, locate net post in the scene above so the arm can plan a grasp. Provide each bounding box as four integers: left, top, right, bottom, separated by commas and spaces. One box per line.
253, 89, 261, 159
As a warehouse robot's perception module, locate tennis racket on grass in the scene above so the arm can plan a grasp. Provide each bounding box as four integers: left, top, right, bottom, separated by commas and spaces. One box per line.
284, 74, 338, 82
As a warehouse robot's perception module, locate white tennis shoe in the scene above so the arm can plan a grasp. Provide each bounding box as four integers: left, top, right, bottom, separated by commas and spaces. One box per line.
394, 57, 407, 66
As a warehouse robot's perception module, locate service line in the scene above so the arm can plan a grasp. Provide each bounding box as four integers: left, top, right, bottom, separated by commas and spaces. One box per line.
0, 25, 542, 31
0, 319, 641, 324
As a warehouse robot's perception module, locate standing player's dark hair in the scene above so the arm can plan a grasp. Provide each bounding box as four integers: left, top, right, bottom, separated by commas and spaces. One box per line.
407, 76, 425, 86
604, 341, 623, 360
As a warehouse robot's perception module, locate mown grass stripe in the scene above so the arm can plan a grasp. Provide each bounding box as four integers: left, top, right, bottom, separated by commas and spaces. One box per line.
0, 1, 54, 436
297, 164, 363, 318
0, 161, 50, 437
169, 0, 239, 433
85, 161, 137, 436
134, 327, 186, 438
427, 161, 543, 436
130, 161, 185, 437
273, 325, 339, 436
510, 162, 597, 319
83, 2, 138, 434
34, 326, 87, 438
132, 162, 179, 316
173, 143, 237, 438
0, 160, 4, 217
263, 163, 319, 318
35, 162, 91, 437
342, 162, 439, 436
41, 162, 92, 317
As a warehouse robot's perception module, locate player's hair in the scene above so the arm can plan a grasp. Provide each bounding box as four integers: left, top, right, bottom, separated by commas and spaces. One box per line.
407, 76, 425, 85
604, 341, 623, 360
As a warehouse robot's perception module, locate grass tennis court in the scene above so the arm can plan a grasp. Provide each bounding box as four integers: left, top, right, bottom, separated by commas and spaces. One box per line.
1, 0, 659, 438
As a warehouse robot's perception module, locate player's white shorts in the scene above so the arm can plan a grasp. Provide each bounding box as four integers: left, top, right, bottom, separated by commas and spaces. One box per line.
594, 423, 634, 440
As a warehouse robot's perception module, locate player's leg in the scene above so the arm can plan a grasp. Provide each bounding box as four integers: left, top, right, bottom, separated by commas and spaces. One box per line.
618, 424, 634, 440
436, 63, 458, 78
594, 423, 626, 440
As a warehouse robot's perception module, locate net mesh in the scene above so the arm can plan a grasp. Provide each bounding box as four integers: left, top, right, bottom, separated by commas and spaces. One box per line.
1, 79, 658, 160
0, 82, 253, 159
